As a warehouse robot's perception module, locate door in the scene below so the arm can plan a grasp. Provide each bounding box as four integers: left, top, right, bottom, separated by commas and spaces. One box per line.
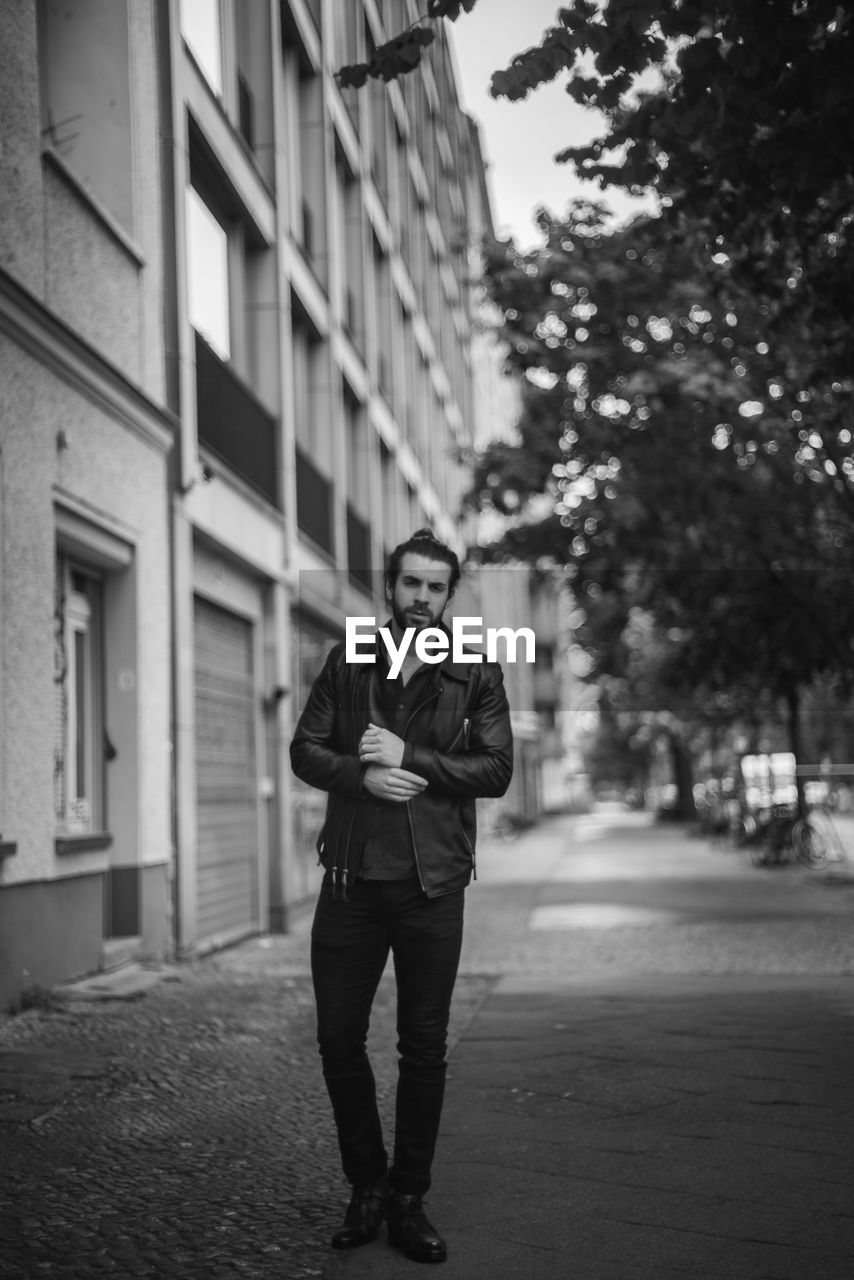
194, 596, 259, 946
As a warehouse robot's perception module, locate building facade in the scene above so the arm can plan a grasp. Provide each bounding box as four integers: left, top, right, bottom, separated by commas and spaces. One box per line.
0, 0, 521, 1006
168, 0, 498, 954
0, 0, 175, 1007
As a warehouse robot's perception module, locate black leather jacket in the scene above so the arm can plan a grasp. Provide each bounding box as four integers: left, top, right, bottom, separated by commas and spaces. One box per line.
289, 635, 514, 897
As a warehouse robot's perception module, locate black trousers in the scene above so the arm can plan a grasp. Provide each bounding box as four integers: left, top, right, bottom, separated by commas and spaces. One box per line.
310, 874, 465, 1196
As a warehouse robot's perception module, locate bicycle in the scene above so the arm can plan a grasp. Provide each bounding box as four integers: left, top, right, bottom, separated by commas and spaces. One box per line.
751, 803, 845, 869
791, 805, 846, 869
479, 798, 527, 842
491, 807, 527, 842
751, 804, 796, 867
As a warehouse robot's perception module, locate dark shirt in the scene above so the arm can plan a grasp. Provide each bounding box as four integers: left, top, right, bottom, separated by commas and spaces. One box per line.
359, 653, 434, 881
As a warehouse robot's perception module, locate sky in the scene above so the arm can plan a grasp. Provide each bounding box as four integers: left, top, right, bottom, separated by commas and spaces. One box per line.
448, 0, 654, 247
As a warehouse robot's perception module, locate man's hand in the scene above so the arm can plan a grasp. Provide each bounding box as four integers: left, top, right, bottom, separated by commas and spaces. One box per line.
362, 765, 427, 803
359, 723, 406, 768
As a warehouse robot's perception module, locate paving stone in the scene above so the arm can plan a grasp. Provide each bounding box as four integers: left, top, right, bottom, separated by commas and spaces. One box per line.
3, 815, 852, 1278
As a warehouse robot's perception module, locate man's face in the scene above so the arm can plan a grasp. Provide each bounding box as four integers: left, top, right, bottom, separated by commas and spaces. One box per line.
388, 553, 452, 633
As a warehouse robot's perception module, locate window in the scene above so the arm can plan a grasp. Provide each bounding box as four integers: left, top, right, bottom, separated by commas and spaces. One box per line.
369, 69, 389, 205
180, 0, 274, 181
179, 0, 223, 95
396, 128, 411, 265
186, 186, 231, 361
233, 4, 274, 176
295, 449, 333, 555
380, 442, 397, 548
344, 383, 369, 510
292, 305, 330, 466
296, 73, 326, 277
398, 300, 414, 433
373, 234, 393, 398
293, 302, 333, 546
344, 382, 373, 588
38, 0, 133, 229
335, 143, 364, 347
187, 142, 279, 502
335, 0, 362, 130
54, 558, 105, 835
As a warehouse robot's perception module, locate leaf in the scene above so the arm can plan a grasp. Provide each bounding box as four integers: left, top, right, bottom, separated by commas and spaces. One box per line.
338, 62, 371, 90
397, 41, 423, 70
411, 27, 436, 47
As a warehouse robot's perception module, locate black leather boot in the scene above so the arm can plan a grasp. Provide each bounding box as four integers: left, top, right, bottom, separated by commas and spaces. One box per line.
330, 1176, 390, 1249
387, 1192, 447, 1264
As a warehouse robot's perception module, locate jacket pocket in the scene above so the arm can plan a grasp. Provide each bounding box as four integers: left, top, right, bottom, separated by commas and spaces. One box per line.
446, 717, 471, 754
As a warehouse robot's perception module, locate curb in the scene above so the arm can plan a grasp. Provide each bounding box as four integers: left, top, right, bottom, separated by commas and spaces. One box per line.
57, 962, 181, 1002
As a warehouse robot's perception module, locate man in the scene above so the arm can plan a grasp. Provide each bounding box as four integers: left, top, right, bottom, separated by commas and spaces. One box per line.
290, 528, 513, 1264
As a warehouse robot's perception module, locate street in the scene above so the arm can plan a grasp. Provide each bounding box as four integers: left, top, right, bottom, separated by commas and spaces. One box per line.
2, 811, 853, 1278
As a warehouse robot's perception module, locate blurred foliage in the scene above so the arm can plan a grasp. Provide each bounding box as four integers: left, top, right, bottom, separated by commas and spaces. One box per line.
469, 204, 854, 682
336, 0, 477, 87
465, 203, 854, 806
345, 2, 852, 386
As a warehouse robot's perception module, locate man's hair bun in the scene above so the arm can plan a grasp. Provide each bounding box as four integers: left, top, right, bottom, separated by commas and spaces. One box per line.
385, 528, 462, 594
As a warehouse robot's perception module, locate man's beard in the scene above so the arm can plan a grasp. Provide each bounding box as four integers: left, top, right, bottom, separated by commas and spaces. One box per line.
391, 604, 442, 632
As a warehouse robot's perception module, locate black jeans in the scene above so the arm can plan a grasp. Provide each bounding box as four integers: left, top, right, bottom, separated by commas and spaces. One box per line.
311, 874, 465, 1196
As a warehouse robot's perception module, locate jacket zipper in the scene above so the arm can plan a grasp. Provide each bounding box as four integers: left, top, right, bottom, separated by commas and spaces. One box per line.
339, 804, 358, 896
339, 674, 370, 892
404, 802, 425, 891
401, 682, 441, 893
462, 829, 477, 880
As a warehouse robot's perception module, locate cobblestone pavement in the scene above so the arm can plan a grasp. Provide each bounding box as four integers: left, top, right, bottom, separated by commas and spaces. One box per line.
2, 811, 852, 1278
0, 926, 493, 1280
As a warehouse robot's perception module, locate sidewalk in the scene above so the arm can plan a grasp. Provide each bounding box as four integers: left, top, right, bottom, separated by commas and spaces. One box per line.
327, 814, 854, 1279
332, 972, 854, 1280
3, 813, 853, 1279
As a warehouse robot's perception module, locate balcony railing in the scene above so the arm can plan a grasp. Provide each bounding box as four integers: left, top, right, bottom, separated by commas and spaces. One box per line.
296, 446, 333, 555
194, 333, 279, 507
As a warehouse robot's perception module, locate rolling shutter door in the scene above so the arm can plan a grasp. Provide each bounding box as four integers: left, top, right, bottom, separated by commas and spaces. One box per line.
194, 597, 259, 946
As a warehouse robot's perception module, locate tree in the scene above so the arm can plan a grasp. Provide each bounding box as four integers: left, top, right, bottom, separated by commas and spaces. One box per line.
341, 3, 853, 378
465, 203, 854, 804
580, 683, 648, 799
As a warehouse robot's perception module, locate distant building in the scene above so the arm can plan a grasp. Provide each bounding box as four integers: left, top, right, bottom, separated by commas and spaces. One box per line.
463, 185, 578, 823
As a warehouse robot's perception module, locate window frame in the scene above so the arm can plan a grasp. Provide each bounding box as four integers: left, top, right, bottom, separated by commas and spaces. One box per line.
54, 557, 107, 838
37, 0, 135, 234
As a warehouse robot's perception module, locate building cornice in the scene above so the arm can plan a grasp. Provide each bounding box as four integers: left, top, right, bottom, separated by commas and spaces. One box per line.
0, 268, 177, 456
